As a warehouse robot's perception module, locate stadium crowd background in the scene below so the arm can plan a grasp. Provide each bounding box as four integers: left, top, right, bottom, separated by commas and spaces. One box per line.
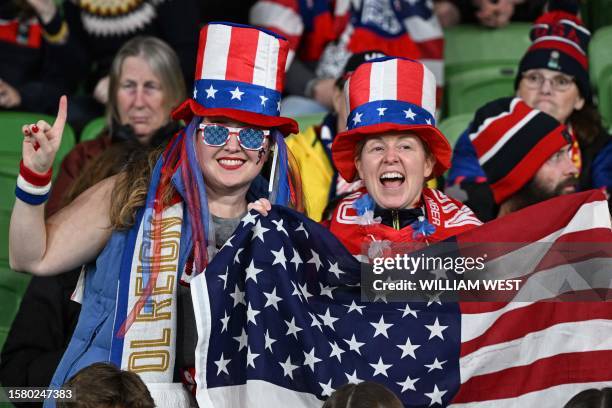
0, 0, 611, 407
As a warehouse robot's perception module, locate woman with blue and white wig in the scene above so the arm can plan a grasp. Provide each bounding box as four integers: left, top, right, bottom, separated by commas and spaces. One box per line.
9, 22, 302, 406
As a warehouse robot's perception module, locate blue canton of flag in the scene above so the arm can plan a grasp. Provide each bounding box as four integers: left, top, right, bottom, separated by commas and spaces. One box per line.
190, 206, 461, 407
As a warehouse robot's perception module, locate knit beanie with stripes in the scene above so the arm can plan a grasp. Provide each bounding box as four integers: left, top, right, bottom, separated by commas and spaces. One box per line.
470, 97, 573, 204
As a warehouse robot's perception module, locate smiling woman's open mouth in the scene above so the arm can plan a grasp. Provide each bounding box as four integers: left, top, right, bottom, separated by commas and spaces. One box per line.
379, 171, 405, 187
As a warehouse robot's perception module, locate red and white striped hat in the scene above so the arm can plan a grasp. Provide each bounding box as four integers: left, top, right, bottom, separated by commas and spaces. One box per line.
172, 22, 298, 135
332, 57, 451, 182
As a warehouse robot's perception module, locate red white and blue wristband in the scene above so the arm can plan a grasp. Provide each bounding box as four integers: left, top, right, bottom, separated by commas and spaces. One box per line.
15, 160, 52, 205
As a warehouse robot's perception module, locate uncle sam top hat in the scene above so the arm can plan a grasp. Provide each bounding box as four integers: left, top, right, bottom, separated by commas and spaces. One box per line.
172, 22, 298, 135
332, 57, 452, 182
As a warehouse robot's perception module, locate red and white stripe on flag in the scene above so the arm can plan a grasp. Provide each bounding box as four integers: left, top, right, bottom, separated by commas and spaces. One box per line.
450, 190, 612, 407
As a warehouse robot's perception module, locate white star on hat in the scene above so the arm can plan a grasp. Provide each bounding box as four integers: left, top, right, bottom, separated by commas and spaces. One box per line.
260, 95, 268, 106
230, 86, 244, 100
404, 108, 416, 120
377, 107, 387, 116
352, 112, 363, 125
205, 84, 217, 99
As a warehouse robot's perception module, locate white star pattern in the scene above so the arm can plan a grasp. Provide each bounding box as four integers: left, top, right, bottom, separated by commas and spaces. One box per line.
397, 337, 420, 359
299, 282, 313, 300
290, 249, 303, 271
345, 370, 362, 384
230, 284, 246, 307
344, 334, 365, 355
230, 86, 244, 100
397, 375, 419, 393
329, 341, 345, 362
296, 222, 309, 238
424, 385, 447, 406
215, 353, 231, 375
369, 357, 392, 377
241, 212, 257, 227
404, 108, 416, 120
328, 262, 344, 279
219, 267, 228, 289
371, 316, 393, 338
251, 220, 269, 242
205, 84, 217, 99
426, 118, 432, 125
427, 291, 443, 306
246, 346, 259, 368
264, 329, 276, 352
285, 317, 302, 339
246, 302, 260, 325
233, 248, 244, 264
307, 249, 322, 271
233, 328, 248, 351
319, 283, 335, 299
193, 88, 198, 99
352, 112, 363, 125
260, 95, 269, 106
398, 304, 418, 318
220, 311, 230, 333
309, 312, 323, 332
319, 379, 334, 397
271, 219, 288, 236
377, 107, 387, 116
317, 308, 338, 330
425, 357, 446, 372
303, 347, 322, 371
279, 356, 298, 379
277, 101, 281, 112
263, 287, 282, 310
346, 300, 365, 315
245, 260, 263, 284
271, 247, 287, 270
425, 318, 448, 340
291, 281, 304, 302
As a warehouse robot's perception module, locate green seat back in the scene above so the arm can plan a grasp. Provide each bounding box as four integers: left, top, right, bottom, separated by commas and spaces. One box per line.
438, 113, 473, 147
293, 113, 326, 134
80, 117, 107, 142
446, 65, 517, 116
0, 262, 31, 351
0, 112, 76, 212
589, 26, 612, 92
444, 23, 531, 78
597, 65, 612, 128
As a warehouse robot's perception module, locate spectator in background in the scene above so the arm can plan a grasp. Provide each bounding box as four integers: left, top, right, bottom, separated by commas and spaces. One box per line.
250, 0, 444, 117
22, 0, 198, 133
0, 0, 72, 114
564, 387, 612, 408
57, 362, 155, 408
462, 97, 579, 218
434, 0, 547, 28
447, 0, 611, 220
322, 382, 403, 408
46, 35, 185, 217
0, 36, 184, 399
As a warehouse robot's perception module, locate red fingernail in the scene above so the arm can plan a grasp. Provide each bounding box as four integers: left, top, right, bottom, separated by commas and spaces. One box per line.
24, 129, 31, 135
32, 125, 39, 133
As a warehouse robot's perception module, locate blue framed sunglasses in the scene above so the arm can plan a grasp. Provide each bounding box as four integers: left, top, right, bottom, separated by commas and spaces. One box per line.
199, 123, 270, 151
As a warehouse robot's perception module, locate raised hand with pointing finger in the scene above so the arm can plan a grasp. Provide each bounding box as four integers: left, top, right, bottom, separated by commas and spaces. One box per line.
21, 96, 67, 174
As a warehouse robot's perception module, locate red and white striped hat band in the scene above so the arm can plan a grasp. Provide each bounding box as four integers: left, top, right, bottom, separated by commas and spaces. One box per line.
345, 57, 437, 130
191, 23, 289, 117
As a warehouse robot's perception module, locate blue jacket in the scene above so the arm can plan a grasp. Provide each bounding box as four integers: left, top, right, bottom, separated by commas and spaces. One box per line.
45, 172, 194, 406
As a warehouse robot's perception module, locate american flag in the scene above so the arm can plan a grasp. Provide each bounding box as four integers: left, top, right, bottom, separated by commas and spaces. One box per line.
190, 190, 612, 407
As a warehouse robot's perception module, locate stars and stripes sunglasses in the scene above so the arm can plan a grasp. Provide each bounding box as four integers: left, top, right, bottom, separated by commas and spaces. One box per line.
198, 123, 270, 151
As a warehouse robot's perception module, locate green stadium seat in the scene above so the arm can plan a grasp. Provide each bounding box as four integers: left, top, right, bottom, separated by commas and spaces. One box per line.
0, 112, 76, 213
80, 117, 106, 142
0, 262, 31, 351
293, 113, 326, 134
596, 65, 612, 128
438, 113, 473, 147
444, 23, 531, 79
589, 26, 612, 99
446, 65, 517, 117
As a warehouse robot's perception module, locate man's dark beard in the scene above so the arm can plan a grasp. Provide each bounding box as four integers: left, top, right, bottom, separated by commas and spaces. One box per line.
509, 176, 578, 212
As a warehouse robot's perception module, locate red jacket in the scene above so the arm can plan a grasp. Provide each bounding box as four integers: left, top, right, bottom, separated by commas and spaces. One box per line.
328, 188, 482, 257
